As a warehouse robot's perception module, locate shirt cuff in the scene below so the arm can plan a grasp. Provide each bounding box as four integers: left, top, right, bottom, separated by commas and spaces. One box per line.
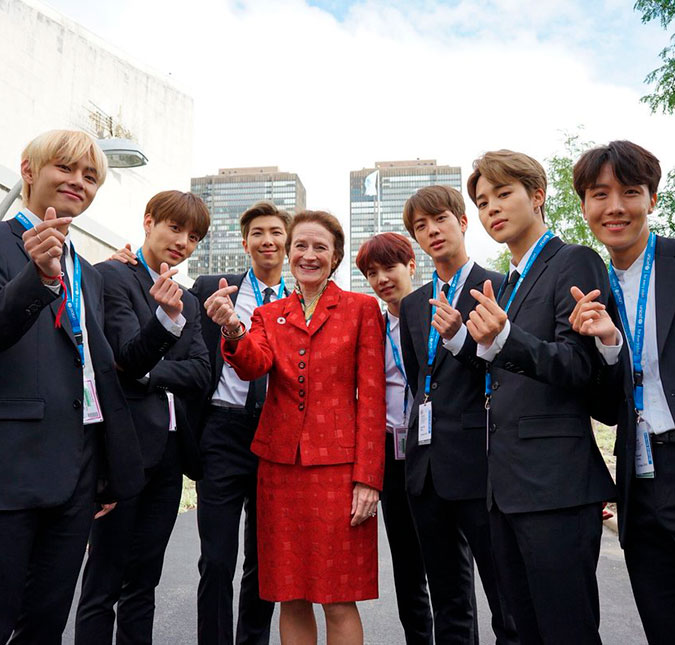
43, 282, 61, 295
595, 333, 623, 366
442, 324, 468, 356
156, 307, 186, 337
476, 319, 511, 362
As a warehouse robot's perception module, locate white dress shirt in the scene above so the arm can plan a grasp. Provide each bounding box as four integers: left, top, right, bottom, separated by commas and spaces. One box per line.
385, 312, 410, 431
598, 247, 675, 435
212, 272, 282, 407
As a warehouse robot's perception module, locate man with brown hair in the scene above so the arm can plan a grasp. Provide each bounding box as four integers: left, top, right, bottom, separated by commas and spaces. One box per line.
464, 150, 615, 644
399, 185, 517, 644
191, 201, 290, 645
75, 190, 211, 644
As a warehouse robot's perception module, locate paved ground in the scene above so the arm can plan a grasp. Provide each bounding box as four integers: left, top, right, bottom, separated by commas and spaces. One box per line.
64, 512, 646, 643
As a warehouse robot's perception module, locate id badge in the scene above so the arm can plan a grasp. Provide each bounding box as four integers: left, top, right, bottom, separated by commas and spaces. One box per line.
83, 378, 104, 425
635, 420, 655, 479
394, 426, 408, 460
418, 401, 432, 445
167, 392, 177, 432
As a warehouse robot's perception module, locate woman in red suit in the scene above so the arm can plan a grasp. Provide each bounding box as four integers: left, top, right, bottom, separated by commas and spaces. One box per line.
205, 210, 386, 644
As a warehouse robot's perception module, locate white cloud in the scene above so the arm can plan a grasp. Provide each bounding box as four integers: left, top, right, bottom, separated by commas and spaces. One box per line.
45, 0, 675, 281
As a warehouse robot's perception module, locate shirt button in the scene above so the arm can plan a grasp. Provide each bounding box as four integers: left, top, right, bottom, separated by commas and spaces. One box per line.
298, 402, 305, 411
299, 349, 306, 356
298, 361, 306, 369
73, 399, 82, 409
298, 376, 305, 383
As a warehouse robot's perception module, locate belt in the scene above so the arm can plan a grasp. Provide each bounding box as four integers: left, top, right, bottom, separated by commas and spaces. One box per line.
651, 429, 675, 444
209, 401, 259, 416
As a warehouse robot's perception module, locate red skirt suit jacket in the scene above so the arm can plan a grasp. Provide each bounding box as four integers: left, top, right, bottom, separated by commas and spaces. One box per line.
221, 281, 386, 489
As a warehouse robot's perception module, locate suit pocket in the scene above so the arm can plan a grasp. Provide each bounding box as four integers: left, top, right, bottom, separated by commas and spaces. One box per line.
517, 415, 584, 439
461, 411, 485, 430
0, 398, 45, 420
334, 409, 356, 448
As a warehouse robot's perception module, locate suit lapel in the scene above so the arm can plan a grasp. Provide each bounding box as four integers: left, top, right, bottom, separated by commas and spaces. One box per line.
7, 218, 30, 261
131, 263, 157, 314
506, 236, 562, 321
655, 237, 675, 358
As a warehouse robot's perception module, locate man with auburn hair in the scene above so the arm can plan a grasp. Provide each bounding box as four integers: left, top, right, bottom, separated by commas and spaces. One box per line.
356, 232, 434, 644
569, 140, 675, 644
191, 201, 290, 645
75, 191, 211, 644
465, 150, 615, 644
0, 130, 144, 642
398, 185, 517, 644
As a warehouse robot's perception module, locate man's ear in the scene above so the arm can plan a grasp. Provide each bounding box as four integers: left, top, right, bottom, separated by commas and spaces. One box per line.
20, 159, 34, 185
143, 213, 154, 236
648, 193, 658, 214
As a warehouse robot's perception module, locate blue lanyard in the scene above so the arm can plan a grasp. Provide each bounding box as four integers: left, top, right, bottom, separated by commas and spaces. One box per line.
385, 314, 409, 418
249, 268, 285, 306
608, 232, 656, 414
485, 231, 554, 399
136, 248, 152, 276
16, 212, 85, 366
425, 266, 465, 398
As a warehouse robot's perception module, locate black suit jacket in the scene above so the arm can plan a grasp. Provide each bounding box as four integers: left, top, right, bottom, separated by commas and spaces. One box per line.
0, 217, 144, 509
95, 260, 210, 480
400, 263, 501, 500
457, 237, 616, 514
592, 234, 675, 543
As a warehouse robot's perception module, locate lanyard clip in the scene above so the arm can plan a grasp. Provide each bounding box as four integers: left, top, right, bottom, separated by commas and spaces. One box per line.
74, 331, 84, 346
485, 395, 491, 410
633, 370, 644, 387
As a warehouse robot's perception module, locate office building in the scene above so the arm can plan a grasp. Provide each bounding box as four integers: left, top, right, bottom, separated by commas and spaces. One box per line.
350, 160, 462, 293
189, 167, 306, 278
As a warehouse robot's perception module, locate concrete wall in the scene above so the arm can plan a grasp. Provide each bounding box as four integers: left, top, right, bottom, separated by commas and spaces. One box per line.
0, 0, 195, 282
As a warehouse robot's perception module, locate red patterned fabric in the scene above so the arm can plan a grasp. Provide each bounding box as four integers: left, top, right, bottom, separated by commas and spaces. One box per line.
222, 281, 386, 601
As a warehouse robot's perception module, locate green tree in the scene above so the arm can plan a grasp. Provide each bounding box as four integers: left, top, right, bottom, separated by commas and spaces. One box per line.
650, 168, 675, 234
634, 0, 675, 114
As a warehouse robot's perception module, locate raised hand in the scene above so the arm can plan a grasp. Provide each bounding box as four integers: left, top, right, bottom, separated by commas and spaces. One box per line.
467, 279, 508, 345
22, 207, 72, 281
429, 289, 463, 340
569, 286, 620, 346
109, 243, 137, 264
150, 262, 183, 321
204, 278, 240, 331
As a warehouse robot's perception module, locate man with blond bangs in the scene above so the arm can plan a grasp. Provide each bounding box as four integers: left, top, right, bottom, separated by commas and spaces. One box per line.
464, 150, 615, 644
0, 130, 143, 642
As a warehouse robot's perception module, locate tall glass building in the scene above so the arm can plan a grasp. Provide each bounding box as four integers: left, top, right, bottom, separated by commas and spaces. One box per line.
349, 160, 462, 294
189, 167, 306, 279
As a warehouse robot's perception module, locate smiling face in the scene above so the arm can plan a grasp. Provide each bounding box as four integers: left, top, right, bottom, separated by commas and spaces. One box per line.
143, 215, 201, 270
22, 156, 99, 219
288, 221, 336, 290
365, 260, 415, 306
242, 214, 288, 272
581, 163, 656, 265
411, 209, 467, 264
475, 176, 545, 246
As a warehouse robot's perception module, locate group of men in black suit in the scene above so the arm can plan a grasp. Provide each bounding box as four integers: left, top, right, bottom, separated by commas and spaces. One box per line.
1, 127, 673, 645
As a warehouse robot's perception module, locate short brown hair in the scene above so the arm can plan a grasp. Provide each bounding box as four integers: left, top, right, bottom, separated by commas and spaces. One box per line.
355, 232, 415, 276
467, 150, 547, 219
146, 190, 210, 240
402, 185, 465, 239
240, 201, 292, 239
286, 210, 345, 277
573, 140, 662, 201
22, 130, 108, 203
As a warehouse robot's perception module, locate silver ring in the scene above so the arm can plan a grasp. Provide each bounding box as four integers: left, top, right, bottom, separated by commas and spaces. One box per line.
369, 511, 377, 518
35, 230, 43, 242
47, 247, 56, 258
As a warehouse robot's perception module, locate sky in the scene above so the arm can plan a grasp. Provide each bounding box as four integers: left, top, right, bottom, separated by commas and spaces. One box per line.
44, 0, 675, 271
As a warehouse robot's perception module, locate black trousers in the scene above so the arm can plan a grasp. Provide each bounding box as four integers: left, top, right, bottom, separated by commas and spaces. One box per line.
409, 472, 518, 645
623, 441, 675, 645
0, 424, 98, 645
196, 406, 273, 645
75, 433, 182, 645
489, 501, 603, 645
380, 433, 433, 645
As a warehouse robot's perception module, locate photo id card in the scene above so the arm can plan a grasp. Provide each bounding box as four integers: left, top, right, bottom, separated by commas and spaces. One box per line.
83, 378, 103, 425
418, 401, 432, 445
394, 426, 408, 460
635, 420, 655, 479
